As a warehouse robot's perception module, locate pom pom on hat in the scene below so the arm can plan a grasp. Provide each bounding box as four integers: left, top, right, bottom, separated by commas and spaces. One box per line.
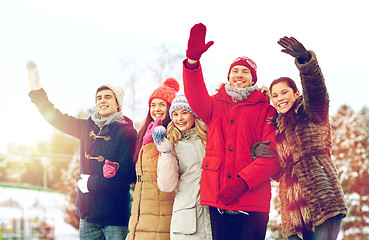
148, 77, 180, 105
227, 56, 258, 84
169, 93, 198, 120
96, 85, 125, 111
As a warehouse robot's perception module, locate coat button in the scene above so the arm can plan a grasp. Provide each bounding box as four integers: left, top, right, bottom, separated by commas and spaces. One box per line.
227, 174, 232, 178
206, 163, 209, 167
229, 147, 233, 151
231, 120, 235, 124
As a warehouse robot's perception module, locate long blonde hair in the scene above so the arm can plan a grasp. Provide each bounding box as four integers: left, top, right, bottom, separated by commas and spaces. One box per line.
166, 118, 207, 151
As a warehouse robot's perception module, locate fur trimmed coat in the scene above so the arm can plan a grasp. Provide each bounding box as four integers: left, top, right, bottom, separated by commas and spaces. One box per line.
183, 61, 280, 213
273, 51, 347, 237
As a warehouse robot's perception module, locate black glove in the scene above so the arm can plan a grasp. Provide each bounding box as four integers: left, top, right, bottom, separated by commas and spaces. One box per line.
278, 36, 311, 64
250, 140, 277, 160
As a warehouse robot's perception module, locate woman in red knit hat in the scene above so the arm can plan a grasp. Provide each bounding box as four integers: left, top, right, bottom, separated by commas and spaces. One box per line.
126, 78, 180, 240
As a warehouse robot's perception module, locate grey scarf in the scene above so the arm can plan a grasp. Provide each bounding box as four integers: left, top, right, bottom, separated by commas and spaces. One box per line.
225, 83, 258, 102
91, 112, 127, 130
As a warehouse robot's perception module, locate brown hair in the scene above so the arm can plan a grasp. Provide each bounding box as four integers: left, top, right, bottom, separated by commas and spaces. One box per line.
96, 86, 121, 111
133, 105, 172, 165
269, 77, 299, 94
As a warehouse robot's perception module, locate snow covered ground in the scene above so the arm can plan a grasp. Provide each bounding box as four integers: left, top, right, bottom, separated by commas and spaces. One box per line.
0, 185, 79, 239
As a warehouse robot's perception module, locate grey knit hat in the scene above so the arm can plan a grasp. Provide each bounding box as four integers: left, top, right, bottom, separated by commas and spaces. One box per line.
169, 93, 198, 119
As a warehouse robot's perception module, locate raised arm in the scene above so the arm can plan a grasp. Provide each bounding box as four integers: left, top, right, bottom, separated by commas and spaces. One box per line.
183, 23, 214, 124
278, 37, 329, 122
27, 60, 84, 139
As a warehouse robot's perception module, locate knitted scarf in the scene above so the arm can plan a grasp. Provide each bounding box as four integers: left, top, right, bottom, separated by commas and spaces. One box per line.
91, 111, 127, 130
225, 83, 258, 102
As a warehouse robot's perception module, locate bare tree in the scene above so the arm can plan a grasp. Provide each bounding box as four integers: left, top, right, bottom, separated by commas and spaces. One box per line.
150, 43, 184, 86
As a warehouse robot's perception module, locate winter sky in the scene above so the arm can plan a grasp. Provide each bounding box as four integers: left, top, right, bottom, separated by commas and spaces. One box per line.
1, 0, 368, 154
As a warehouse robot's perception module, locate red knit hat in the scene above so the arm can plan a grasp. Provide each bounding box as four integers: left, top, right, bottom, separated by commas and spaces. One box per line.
227, 56, 257, 84
148, 77, 180, 105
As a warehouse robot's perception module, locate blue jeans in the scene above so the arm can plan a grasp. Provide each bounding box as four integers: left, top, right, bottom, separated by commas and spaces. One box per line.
79, 218, 128, 240
288, 214, 343, 240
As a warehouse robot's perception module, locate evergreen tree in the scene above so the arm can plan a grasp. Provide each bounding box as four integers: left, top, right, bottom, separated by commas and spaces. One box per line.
331, 105, 369, 239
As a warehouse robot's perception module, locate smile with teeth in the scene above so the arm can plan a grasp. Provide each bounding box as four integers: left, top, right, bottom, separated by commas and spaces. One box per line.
278, 102, 288, 108
154, 113, 163, 117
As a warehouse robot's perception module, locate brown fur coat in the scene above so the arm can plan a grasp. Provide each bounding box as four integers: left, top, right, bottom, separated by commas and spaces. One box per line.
273, 51, 347, 238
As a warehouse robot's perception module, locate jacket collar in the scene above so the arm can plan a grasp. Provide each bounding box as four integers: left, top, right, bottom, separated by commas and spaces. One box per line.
181, 127, 199, 141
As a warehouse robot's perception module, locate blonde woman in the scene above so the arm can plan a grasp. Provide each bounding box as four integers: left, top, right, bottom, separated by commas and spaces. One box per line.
153, 93, 212, 240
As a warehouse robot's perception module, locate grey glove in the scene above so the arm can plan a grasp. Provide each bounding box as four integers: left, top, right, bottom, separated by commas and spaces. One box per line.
251, 140, 277, 160
26, 60, 42, 90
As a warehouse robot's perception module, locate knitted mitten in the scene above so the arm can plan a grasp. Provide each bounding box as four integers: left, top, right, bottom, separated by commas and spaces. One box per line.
103, 160, 119, 178
143, 118, 162, 145
217, 176, 248, 205
152, 126, 172, 153
186, 23, 214, 61
26, 60, 42, 90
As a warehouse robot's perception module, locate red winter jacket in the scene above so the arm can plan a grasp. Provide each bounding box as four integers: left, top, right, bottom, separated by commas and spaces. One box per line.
183, 62, 280, 213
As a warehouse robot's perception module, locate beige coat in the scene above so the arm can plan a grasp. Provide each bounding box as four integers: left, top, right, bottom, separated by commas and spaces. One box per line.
126, 142, 175, 240
157, 128, 212, 240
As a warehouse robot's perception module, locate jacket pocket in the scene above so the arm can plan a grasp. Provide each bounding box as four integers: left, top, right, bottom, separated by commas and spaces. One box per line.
200, 156, 222, 201
201, 156, 222, 171
171, 207, 197, 234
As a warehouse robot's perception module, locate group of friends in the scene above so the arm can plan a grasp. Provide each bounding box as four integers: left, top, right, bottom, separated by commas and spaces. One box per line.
26, 23, 347, 240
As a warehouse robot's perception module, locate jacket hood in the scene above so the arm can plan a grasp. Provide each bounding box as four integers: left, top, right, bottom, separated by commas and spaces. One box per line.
118, 115, 134, 127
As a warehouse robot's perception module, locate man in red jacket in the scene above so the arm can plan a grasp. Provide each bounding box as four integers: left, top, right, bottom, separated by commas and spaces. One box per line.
182, 23, 280, 240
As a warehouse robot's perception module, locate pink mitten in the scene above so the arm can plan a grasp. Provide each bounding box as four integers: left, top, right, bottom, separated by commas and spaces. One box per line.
103, 160, 119, 178
143, 118, 162, 145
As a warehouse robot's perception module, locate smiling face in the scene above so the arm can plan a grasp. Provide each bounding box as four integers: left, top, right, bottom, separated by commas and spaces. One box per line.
172, 109, 196, 132
228, 65, 254, 88
271, 82, 300, 113
96, 89, 119, 119
150, 98, 168, 121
